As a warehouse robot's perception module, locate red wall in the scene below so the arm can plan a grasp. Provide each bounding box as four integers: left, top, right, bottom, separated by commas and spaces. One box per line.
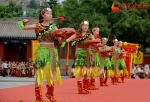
26, 42, 32, 62
0, 43, 32, 62
143, 56, 150, 64
0, 42, 6, 61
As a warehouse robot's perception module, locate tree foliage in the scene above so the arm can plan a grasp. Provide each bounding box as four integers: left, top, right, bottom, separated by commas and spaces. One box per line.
6, 0, 22, 17
53, 0, 150, 49
27, 0, 38, 9
0, 0, 22, 18
26, 9, 37, 17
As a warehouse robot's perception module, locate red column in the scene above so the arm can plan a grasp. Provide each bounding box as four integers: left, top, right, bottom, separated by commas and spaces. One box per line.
26, 42, 32, 62
0, 42, 5, 61
124, 53, 131, 74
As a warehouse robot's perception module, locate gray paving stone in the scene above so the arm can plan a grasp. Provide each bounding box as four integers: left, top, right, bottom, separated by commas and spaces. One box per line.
0, 76, 69, 89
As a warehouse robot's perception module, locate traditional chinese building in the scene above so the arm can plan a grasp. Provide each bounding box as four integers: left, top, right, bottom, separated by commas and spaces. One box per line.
0, 20, 76, 70
0, 20, 35, 62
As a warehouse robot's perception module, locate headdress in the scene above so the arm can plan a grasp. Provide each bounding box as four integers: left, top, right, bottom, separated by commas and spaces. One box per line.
40, 0, 52, 14
102, 37, 108, 41
80, 13, 89, 26
119, 41, 122, 43
112, 34, 118, 43
78, 13, 90, 33
92, 27, 100, 33
40, 8, 52, 14
80, 21, 89, 26
38, 0, 65, 23
102, 33, 109, 41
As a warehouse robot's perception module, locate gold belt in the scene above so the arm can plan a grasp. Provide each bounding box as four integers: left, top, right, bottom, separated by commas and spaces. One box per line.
77, 47, 88, 51
40, 44, 54, 48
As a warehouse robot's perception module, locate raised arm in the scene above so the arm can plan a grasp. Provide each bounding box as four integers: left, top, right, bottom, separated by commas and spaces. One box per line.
66, 34, 76, 43
54, 26, 64, 44
91, 34, 95, 40
23, 24, 37, 30
21, 19, 37, 30
23, 24, 36, 30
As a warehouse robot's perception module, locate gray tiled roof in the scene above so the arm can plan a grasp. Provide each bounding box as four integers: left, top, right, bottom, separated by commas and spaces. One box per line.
0, 21, 36, 39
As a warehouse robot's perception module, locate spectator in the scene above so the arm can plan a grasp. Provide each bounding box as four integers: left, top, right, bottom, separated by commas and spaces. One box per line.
2, 61, 8, 77
131, 64, 137, 78
137, 64, 145, 79
0, 61, 3, 75
68, 64, 75, 78
148, 65, 150, 78
7, 61, 11, 76
144, 64, 149, 78
30, 62, 35, 77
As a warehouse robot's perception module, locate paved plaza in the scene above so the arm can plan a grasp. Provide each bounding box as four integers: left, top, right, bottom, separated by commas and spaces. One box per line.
0, 76, 69, 89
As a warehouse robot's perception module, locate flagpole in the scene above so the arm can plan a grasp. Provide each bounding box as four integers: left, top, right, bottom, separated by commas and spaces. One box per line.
65, 42, 70, 75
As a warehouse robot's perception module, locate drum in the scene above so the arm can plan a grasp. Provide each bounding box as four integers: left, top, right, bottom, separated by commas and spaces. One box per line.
53, 28, 75, 38
84, 39, 101, 45
119, 51, 126, 56
84, 40, 101, 51
94, 34, 100, 39
97, 43, 104, 47
100, 49, 112, 54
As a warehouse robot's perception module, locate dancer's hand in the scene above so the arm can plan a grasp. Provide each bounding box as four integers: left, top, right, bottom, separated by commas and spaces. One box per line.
66, 39, 71, 43
23, 19, 29, 23
22, 19, 29, 26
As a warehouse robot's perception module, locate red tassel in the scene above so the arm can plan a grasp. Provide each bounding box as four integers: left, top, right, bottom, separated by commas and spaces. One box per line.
59, 16, 65, 21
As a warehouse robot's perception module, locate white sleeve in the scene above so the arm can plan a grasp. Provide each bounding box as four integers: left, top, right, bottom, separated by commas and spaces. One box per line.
2, 64, 4, 69
137, 68, 141, 72
72, 69, 74, 73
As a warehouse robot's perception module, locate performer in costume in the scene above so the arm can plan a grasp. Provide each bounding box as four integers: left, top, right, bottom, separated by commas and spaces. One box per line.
10, 61, 16, 76
89, 27, 101, 90
111, 39, 120, 84
118, 41, 128, 83
99, 37, 114, 86
66, 21, 94, 94
18, 7, 64, 102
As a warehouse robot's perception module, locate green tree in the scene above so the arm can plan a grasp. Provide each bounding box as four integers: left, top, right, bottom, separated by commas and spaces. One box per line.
54, 0, 150, 49
26, 9, 37, 17
27, 0, 38, 9
6, 0, 22, 17
0, 5, 13, 18
0, 5, 7, 18
108, 0, 150, 48
55, 0, 110, 36
55, 0, 80, 29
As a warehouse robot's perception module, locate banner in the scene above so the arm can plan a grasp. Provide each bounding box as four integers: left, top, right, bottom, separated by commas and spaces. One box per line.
133, 51, 144, 65
123, 42, 138, 53
31, 40, 40, 63
122, 42, 140, 74
124, 53, 131, 74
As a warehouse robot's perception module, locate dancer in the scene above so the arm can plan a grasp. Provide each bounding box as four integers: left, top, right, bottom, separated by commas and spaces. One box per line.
18, 6, 64, 102
66, 21, 94, 94
89, 27, 101, 90
118, 41, 128, 83
99, 37, 113, 86
111, 39, 120, 84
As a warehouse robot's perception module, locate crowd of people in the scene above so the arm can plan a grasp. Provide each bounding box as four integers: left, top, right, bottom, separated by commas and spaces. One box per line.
0, 61, 35, 77
131, 64, 150, 79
